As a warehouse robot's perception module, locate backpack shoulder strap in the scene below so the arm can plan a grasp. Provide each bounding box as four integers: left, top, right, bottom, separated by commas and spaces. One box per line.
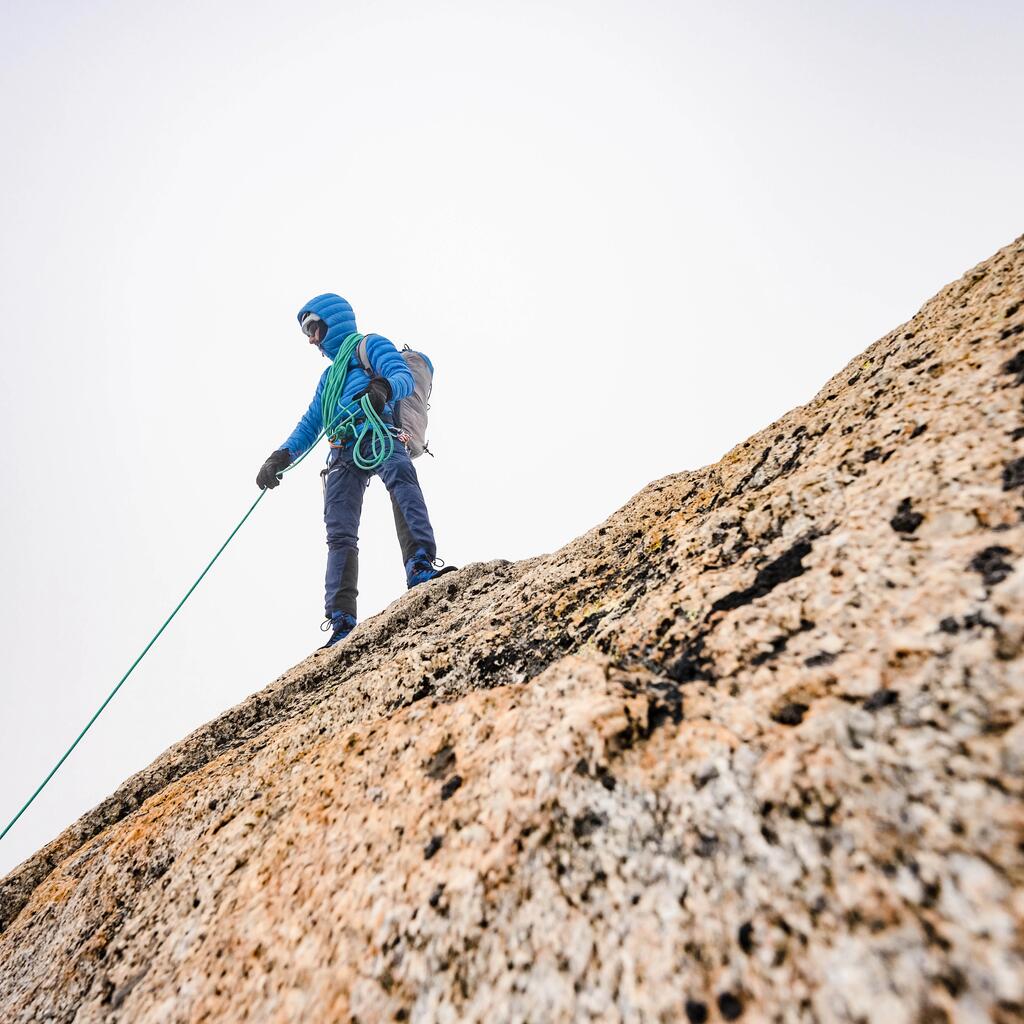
355, 335, 372, 372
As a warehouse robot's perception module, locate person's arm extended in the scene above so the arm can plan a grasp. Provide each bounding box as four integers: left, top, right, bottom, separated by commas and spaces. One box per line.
281, 370, 328, 459
365, 334, 415, 401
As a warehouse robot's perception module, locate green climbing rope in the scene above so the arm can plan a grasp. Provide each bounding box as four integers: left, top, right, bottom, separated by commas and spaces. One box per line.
0, 331, 396, 843
0, 491, 267, 843
320, 331, 395, 469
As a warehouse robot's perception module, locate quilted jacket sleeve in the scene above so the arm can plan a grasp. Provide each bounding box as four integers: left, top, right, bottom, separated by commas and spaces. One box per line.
281, 369, 327, 458
365, 334, 415, 401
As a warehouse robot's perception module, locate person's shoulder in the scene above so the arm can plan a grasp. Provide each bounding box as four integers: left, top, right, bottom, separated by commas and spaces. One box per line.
365, 332, 399, 352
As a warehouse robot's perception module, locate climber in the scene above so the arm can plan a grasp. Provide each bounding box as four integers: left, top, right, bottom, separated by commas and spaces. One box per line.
256, 294, 455, 649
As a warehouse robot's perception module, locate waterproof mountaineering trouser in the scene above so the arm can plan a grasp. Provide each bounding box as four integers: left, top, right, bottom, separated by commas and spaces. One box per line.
322, 441, 437, 621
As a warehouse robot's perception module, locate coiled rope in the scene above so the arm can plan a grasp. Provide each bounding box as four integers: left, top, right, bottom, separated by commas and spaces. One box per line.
0, 332, 393, 843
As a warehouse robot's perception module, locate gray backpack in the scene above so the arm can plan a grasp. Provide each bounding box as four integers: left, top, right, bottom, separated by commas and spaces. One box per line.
356, 338, 434, 458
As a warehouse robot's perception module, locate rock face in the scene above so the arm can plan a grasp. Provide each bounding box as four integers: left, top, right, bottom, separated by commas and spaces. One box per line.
2, 239, 1023, 1024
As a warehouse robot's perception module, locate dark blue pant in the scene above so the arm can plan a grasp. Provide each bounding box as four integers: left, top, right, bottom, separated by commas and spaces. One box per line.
322, 442, 437, 620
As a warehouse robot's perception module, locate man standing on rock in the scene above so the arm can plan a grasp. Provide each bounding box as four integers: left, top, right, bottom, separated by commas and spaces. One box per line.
255, 293, 455, 649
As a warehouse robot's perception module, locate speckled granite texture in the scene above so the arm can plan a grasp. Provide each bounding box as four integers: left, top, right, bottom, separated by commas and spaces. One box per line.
2, 237, 1023, 1023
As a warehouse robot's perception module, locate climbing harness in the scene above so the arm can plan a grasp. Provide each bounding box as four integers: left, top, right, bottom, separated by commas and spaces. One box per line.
0, 333, 394, 843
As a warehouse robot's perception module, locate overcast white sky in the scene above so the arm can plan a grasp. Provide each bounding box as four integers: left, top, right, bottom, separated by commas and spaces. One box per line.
1, 0, 1021, 875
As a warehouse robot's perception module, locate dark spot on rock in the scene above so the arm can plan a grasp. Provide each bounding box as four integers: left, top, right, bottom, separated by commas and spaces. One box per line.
596, 766, 617, 791
574, 758, 589, 776
940, 967, 967, 997
475, 650, 508, 677
1000, 324, 1024, 340
804, 651, 836, 667
573, 810, 606, 840
1011, 427, 1024, 442
665, 634, 715, 683
752, 635, 789, 666
644, 689, 683, 735
890, 497, 925, 534
718, 991, 744, 1020
695, 831, 718, 857
777, 442, 804, 476
864, 689, 899, 711
424, 835, 443, 860
730, 444, 773, 496
939, 617, 959, 633
429, 883, 445, 908
411, 681, 433, 702
738, 921, 754, 954
685, 1000, 709, 1024
970, 546, 1013, 587
963, 611, 995, 631
1003, 349, 1024, 386
1007, 302, 1022, 318
1003, 457, 1024, 491
772, 702, 808, 726
208, 799, 218, 810
901, 350, 934, 369
863, 447, 881, 462
425, 744, 456, 780
440, 775, 463, 801
395, 1009, 408, 1022
710, 540, 813, 614
910, 422, 928, 438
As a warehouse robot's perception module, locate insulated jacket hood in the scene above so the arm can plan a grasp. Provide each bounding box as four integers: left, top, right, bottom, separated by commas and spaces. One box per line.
297, 294, 358, 361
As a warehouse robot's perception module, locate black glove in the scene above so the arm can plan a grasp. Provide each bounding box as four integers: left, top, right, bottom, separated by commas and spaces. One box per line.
356, 375, 392, 415
256, 448, 293, 490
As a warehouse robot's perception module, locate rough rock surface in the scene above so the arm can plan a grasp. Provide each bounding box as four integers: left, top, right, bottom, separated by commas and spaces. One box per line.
2, 238, 1024, 1023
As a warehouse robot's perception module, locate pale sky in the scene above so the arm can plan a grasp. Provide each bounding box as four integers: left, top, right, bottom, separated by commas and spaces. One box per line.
1, 0, 1021, 875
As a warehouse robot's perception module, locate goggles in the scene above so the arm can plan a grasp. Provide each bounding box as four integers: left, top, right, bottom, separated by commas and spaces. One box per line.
301, 313, 324, 338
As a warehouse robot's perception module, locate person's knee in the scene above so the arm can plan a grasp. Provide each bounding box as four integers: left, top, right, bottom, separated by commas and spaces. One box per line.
326, 533, 358, 551
385, 461, 419, 492
325, 500, 362, 547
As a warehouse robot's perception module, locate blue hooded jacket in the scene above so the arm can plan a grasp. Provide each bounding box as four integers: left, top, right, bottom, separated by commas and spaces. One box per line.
281, 294, 415, 458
